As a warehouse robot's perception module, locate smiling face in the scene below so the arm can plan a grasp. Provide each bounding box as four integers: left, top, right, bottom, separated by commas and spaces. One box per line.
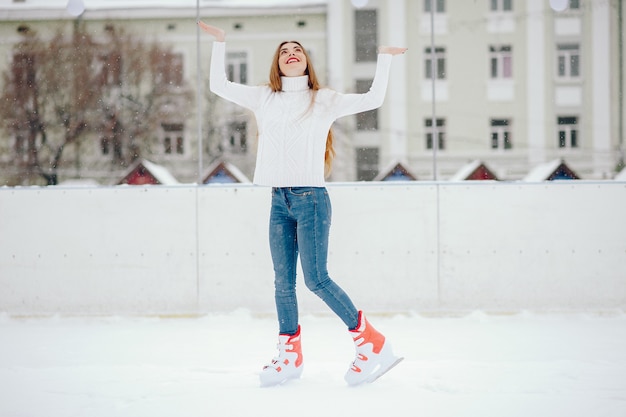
278, 42, 308, 77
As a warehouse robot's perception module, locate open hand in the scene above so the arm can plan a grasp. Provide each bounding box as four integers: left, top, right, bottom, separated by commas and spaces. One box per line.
378, 46, 408, 56
198, 21, 225, 42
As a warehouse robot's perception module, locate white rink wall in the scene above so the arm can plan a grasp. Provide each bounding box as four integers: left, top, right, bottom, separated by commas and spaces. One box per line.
1, 181, 625, 315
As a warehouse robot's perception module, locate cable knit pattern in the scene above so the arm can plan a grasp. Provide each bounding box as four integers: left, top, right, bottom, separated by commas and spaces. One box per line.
210, 41, 393, 187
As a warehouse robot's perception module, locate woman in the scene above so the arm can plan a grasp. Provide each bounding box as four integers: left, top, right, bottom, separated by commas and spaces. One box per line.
199, 21, 406, 387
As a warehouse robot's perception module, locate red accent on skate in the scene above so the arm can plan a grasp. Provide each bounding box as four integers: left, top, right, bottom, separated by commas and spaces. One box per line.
281, 325, 303, 369
350, 312, 385, 354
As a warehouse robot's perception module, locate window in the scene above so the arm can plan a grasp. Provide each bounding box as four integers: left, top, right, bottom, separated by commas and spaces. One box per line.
12, 53, 35, 90
355, 9, 378, 62
162, 122, 184, 154
100, 136, 123, 160
490, 46, 512, 79
14, 134, 24, 153
557, 116, 578, 148
227, 121, 247, 154
557, 44, 580, 79
164, 137, 172, 154
424, 0, 445, 13
490, 0, 513, 11
12, 132, 32, 163
491, 119, 512, 149
100, 137, 110, 155
355, 79, 378, 131
425, 47, 446, 79
569, 0, 580, 9
356, 147, 379, 181
98, 52, 121, 86
226, 52, 248, 84
425, 118, 446, 150
13, 134, 26, 160
154, 52, 183, 86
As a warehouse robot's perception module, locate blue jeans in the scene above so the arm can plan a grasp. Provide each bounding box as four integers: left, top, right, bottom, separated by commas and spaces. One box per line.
269, 187, 359, 335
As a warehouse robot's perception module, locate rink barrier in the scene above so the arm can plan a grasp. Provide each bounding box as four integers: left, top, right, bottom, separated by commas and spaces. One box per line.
0, 181, 625, 314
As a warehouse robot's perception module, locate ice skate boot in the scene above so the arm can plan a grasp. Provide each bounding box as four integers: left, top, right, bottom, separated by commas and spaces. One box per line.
260, 325, 303, 387
345, 311, 403, 386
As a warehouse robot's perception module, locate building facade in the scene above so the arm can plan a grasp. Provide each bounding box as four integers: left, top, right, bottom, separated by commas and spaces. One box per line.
329, 0, 622, 180
0, 0, 327, 185
0, 0, 622, 185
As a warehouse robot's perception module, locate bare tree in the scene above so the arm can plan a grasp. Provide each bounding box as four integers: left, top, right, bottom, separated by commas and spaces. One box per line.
0, 22, 192, 185
0, 25, 95, 185
97, 25, 192, 169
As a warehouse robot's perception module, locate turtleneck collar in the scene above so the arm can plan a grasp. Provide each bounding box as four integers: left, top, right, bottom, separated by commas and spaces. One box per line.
281, 75, 310, 92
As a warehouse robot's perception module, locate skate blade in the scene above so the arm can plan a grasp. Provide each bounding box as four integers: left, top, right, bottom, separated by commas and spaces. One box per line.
259, 369, 303, 388
365, 356, 404, 384
260, 375, 301, 388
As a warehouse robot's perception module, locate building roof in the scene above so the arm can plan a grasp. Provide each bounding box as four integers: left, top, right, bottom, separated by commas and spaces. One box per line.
523, 158, 580, 181
449, 160, 498, 181
373, 161, 417, 181
202, 160, 250, 184
118, 159, 180, 185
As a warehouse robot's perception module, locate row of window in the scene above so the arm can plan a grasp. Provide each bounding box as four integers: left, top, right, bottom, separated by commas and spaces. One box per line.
8, 112, 579, 167
98, 120, 249, 157
100, 133, 184, 156
424, 0, 579, 13
89, 115, 582, 158
225, 44, 581, 87
96, 123, 186, 157
423, 117, 579, 151
427, 43, 580, 80
355, 115, 579, 180
355, 8, 581, 80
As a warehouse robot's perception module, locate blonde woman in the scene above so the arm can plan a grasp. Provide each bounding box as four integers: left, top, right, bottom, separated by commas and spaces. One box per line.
199, 21, 406, 387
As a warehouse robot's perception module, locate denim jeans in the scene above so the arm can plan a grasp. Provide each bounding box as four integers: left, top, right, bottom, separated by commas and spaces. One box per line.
269, 187, 359, 335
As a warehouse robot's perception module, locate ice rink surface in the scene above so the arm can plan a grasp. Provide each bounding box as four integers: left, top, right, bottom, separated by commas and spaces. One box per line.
1, 310, 625, 417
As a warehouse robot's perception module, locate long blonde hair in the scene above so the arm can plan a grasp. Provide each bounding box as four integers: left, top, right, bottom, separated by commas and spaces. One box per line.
269, 41, 335, 178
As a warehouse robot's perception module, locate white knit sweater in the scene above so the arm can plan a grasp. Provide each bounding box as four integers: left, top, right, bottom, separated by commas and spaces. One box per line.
210, 41, 393, 187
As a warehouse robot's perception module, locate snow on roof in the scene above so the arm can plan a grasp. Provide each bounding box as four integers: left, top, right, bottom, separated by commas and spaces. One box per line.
449, 159, 498, 181
523, 158, 565, 182
450, 159, 479, 181
373, 160, 417, 181
615, 168, 626, 181
139, 159, 179, 185
117, 159, 179, 185
202, 159, 250, 184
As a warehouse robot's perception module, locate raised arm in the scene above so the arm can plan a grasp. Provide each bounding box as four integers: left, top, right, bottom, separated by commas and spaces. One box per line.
198, 20, 264, 111
198, 21, 225, 42
331, 47, 406, 119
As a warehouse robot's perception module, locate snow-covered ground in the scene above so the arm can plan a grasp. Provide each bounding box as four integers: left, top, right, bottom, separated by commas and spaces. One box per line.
1, 310, 625, 417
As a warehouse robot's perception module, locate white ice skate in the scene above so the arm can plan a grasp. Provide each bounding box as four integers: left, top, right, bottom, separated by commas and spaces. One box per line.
260, 325, 304, 387
345, 311, 403, 386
